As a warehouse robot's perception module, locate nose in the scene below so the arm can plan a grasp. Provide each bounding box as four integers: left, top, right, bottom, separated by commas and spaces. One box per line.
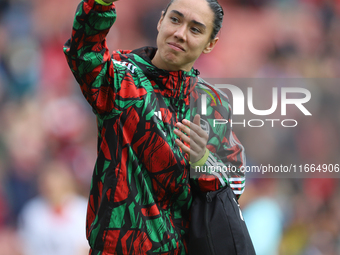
174, 25, 186, 41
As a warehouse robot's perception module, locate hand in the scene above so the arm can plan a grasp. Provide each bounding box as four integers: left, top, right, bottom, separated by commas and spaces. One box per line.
174, 114, 209, 163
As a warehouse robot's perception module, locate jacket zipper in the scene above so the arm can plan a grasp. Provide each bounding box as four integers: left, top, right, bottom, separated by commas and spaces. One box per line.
205, 192, 216, 255
179, 73, 186, 122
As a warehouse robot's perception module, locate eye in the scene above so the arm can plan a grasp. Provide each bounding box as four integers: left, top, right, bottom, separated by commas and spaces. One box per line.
170, 16, 179, 23
190, 27, 201, 34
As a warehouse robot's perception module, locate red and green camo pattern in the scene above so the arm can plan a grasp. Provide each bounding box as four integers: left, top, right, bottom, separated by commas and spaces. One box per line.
63, 0, 245, 254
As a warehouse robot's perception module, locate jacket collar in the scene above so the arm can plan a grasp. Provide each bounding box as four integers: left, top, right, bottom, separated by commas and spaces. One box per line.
131, 47, 199, 100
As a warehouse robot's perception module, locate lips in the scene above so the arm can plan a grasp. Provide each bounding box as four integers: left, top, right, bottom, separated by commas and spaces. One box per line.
168, 42, 185, 52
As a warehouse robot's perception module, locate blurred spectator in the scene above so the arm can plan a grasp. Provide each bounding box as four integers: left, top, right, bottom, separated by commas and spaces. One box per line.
1, 99, 45, 224
18, 161, 88, 255
241, 179, 283, 255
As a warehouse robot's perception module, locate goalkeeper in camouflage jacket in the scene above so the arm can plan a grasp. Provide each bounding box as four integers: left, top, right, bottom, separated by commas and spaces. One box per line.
63, 0, 246, 254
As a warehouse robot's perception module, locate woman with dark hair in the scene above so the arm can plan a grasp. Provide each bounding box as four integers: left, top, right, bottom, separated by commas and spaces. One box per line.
63, 0, 246, 254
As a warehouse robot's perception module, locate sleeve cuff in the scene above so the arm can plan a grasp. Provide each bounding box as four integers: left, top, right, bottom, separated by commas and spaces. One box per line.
190, 148, 210, 167
95, 0, 113, 6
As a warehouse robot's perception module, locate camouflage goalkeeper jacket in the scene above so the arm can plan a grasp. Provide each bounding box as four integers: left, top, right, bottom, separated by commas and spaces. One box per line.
63, 0, 246, 254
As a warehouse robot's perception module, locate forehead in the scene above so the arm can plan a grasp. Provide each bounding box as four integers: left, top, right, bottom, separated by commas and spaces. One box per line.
167, 0, 215, 28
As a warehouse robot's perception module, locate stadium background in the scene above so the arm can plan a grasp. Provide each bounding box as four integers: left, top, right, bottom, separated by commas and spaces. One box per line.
0, 0, 340, 254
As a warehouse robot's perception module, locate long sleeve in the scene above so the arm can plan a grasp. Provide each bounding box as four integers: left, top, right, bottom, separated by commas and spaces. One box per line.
63, 0, 117, 115
191, 84, 246, 200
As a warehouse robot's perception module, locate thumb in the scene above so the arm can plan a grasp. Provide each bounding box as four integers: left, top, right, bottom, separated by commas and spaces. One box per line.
193, 114, 200, 126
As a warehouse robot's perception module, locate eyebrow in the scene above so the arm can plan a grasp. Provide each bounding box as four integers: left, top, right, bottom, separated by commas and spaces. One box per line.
170, 10, 207, 30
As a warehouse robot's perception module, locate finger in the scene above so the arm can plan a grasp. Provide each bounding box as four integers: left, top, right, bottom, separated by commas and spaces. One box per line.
176, 120, 204, 142
182, 117, 208, 139
173, 128, 190, 144
193, 114, 200, 126
173, 128, 201, 152
175, 122, 203, 148
175, 139, 191, 155
175, 122, 191, 137
175, 139, 200, 161
192, 114, 209, 141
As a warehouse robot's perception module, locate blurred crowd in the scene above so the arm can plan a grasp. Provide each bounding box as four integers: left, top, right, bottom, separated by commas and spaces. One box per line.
0, 0, 340, 254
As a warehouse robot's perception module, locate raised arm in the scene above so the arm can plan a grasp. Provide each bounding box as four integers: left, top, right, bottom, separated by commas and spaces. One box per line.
63, 0, 117, 115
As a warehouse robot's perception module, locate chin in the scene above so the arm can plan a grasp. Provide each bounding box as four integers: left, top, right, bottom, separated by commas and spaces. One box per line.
162, 56, 180, 69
